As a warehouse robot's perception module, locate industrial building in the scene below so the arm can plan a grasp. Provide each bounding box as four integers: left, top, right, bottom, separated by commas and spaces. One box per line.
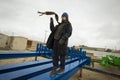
10, 36, 28, 50
26, 40, 39, 51
0, 33, 39, 51
0, 33, 10, 49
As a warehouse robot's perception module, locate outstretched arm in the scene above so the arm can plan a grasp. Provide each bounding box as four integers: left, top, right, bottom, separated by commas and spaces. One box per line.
50, 18, 54, 32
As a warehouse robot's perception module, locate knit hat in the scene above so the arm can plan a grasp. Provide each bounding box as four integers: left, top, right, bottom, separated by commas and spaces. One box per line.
62, 12, 69, 19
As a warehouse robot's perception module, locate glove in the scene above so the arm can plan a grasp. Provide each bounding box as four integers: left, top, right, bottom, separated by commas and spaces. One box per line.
59, 39, 65, 45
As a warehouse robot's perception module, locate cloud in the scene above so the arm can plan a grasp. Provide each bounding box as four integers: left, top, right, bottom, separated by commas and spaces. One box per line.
0, 0, 24, 21
98, 23, 120, 40
0, 0, 120, 49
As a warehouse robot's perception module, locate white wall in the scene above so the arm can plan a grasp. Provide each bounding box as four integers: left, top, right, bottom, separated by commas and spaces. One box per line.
11, 37, 27, 50
0, 34, 9, 48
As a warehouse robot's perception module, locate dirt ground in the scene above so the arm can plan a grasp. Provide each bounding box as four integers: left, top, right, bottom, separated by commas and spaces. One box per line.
0, 57, 47, 66
70, 52, 120, 80
70, 61, 120, 80
70, 70, 120, 80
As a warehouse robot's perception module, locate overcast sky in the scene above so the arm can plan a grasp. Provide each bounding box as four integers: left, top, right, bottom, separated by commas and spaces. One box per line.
0, 0, 120, 49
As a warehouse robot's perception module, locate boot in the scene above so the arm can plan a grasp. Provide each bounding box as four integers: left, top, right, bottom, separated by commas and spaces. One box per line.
50, 69, 57, 76
57, 68, 65, 74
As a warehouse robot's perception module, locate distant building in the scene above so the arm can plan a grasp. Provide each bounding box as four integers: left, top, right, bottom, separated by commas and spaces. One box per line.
0, 33, 10, 49
76, 45, 105, 51
10, 36, 28, 50
0, 33, 28, 50
26, 40, 40, 51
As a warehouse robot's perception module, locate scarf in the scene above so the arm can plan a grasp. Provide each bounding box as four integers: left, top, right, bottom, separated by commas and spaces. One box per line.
54, 23, 66, 40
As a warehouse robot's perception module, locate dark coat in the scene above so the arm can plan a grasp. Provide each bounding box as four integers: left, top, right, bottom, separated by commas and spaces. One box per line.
46, 20, 72, 54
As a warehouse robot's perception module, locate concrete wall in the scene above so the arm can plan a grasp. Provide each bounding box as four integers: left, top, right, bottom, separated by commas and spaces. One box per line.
26, 40, 39, 51
11, 36, 27, 50
0, 33, 9, 49
31, 41, 38, 49
0, 33, 39, 51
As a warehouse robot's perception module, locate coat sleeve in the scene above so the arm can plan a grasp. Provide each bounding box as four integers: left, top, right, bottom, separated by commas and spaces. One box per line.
50, 20, 54, 32
62, 23, 72, 40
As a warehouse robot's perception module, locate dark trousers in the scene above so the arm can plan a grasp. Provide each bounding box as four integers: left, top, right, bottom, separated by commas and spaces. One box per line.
53, 40, 66, 69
